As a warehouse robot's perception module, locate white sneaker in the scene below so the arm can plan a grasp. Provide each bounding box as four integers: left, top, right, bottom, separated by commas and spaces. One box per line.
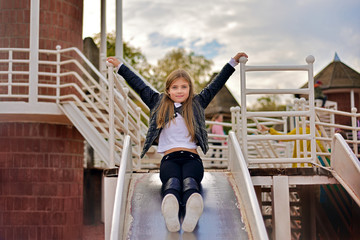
161, 194, 180, 232
182, 193, 203, 232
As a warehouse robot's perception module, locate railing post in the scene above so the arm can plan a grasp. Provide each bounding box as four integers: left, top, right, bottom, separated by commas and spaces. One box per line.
306, 55, 316, 164
8, 50, 13, 95
123, 87, 129, 135
239, 57, 248, 160
100, 53, 107, 102
136, 107, 142, 169
351, 107, 358, 156
29, 0, 40, 104
107, 63, 115, 168
236, 107, 241, 142
56, 45, 61, 104
283, 116, 291, 158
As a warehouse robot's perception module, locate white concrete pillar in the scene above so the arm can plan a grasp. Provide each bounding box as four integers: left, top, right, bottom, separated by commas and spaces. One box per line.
29, 0, 40, 103
100, 0, 107, 76
115, 0, 123, 58
272, 176, 291, 239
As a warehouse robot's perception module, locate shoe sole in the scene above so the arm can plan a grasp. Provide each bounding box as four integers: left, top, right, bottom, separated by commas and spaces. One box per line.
161, 194, 180, 232
182, 193, 203, 232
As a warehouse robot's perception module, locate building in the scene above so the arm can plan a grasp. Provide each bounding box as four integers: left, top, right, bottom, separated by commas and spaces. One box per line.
301, 53, 360, 125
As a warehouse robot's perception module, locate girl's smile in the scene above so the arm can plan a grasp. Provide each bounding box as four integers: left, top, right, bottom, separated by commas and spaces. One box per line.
168, 77, 190, 103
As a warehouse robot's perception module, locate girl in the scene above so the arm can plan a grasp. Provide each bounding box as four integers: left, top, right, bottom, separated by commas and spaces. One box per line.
107, 52, 248, 232
210, 113, 226, 159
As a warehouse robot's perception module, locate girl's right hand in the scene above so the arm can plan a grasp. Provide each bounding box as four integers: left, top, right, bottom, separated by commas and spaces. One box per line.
106, 57, 121, 67
258, 124, 269, 132
233, 52, 248, 63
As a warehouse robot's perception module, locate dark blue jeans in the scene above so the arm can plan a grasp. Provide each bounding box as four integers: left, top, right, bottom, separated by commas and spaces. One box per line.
159, 151, 204, 205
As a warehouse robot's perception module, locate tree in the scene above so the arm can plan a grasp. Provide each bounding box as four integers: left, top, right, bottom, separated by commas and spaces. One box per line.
151, 48, 213, 92
252, 95, 286, 111
92, 33, 214, 92
92, 32, 152, 78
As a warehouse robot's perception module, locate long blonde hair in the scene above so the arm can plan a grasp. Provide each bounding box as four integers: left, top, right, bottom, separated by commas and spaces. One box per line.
156, 69, 196, 141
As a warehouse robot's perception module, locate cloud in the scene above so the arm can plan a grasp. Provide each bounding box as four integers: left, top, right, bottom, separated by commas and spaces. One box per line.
83, 0, 360, 105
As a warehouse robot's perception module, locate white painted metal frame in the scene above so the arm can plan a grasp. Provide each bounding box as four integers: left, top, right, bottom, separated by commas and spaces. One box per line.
272, 176, 291, 240
29, 0, 39, 104
331, 133, 360, 206
0, 46, 149, 168
110, 135, 133, 240
238, 56, 317, 167
228, 131, 269, 240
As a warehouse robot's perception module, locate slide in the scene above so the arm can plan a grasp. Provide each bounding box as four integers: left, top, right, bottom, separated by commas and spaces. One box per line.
331, 133, 360, 206
122, 171, 250, 240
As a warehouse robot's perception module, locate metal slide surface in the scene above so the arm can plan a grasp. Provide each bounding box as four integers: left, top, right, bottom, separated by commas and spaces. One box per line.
123, 172, 249, 240
331, 133, 360, 206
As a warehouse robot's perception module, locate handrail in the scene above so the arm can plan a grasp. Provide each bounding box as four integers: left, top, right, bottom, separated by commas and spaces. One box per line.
238, 56, 318, 167
0, 46, 149, 167
331, 133, 360, 206
110, 135, 133, 240
228, 131, 269, 240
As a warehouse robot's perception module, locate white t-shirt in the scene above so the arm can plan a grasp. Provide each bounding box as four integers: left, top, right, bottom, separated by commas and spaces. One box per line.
157, 103, 197, 153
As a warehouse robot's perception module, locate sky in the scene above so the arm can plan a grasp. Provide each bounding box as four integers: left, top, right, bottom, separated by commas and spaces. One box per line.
83, 0, 360, 105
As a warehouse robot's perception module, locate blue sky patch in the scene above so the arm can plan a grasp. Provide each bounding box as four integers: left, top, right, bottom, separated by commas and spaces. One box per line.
148, 32, 184, 47
191, 39, 224, 59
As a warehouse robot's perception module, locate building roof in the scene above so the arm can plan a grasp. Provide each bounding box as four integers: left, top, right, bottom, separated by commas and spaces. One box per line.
204, 73, 239, 118
302, 53, 360, 89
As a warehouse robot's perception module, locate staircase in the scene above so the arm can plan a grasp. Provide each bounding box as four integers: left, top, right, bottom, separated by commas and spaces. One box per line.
48, 47, 151, 169
260, 186, 303, 239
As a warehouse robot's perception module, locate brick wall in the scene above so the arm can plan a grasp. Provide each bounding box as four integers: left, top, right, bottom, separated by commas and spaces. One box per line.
0, 123, 84, 240
0, 0, 84, 103
327, 92, 359, 126
0, 0, 83, 49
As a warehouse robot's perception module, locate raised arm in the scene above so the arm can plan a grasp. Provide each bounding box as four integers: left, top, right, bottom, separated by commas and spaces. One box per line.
197, 52, 248, 108
107, 57, 160, 109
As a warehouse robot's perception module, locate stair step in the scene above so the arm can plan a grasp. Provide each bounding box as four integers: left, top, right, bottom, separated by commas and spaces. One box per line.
262, 201, 301, 207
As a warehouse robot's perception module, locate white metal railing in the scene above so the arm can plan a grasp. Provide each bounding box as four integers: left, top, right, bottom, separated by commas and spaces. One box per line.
331, 133, 360, 206
0, 46, 148, 168
238, 56, 317, 168
230, 103, 360, 169
228, 131, 269, 240
110, 135, 133, 240
3, 48, 360, 171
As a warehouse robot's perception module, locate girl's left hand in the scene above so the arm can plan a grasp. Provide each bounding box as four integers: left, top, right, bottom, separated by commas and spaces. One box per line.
107, 57, 121, 67
233, 52, 248, 63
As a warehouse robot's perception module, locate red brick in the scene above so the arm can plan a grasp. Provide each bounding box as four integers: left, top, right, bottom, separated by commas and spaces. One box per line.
58, 183, 71, 196
33, 183, 57, 196
10, 182, 33, 196
49, 154, 60, 168
51, 212, 66, 225
0, 169, 9, 182
13, 154, 23, 168
13, 227, 30, 240
0, 197, 5, 212
22, 197, 36, 211
52, 198, 64, 211
21, 154, 37, 168
0, 153, 12, 168
47, 168, 58, 182
26, 123, 40, 137
0, 139, 11, 152
62, 169, 74, 182
0, 182, 10, 195
5, 227, 14, 240
37, 197, 52, 211
40, 139, 49, 152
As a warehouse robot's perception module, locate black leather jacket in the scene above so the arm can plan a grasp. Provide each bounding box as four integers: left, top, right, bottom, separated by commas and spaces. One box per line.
118, 63, 235, 158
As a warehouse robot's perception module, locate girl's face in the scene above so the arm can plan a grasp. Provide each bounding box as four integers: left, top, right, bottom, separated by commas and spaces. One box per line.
168, 77, 190, 103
